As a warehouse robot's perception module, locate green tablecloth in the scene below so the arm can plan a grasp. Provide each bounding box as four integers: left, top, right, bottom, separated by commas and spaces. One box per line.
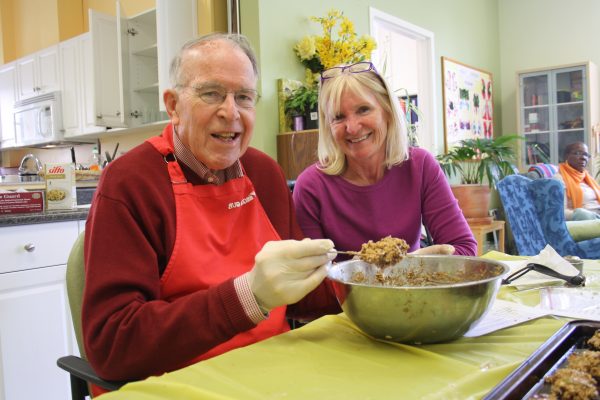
98, 253, 600, 400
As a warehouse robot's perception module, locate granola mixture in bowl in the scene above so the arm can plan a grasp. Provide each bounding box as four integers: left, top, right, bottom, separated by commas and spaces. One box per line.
327, 255, 509, 344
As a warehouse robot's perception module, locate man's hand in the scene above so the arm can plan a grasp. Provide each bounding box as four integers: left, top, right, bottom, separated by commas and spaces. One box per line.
247, 239, 335, 310
410, 244, 455, 256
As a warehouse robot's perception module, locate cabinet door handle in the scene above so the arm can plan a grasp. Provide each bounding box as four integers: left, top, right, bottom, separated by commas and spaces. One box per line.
96, 114, 102, 119
24, 243, 36, 252
116, 111, 121, 116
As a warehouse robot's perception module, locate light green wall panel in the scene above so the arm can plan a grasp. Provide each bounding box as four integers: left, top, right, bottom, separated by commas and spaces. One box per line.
498, 0, 600, 142
241, 0, 501, 158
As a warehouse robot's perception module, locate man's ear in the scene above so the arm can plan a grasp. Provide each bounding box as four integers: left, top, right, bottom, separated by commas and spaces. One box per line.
164, 89, 179, 125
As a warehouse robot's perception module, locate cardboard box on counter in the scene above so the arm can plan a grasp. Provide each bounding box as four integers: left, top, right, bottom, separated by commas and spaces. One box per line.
0, 191, 44, 214
45, 163, 76, 210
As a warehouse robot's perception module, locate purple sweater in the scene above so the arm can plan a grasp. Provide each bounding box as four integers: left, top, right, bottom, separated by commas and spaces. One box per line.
293, 147, 477, 256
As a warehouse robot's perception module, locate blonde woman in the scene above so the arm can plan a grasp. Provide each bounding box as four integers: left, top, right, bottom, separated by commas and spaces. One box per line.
293, 62, 477, 257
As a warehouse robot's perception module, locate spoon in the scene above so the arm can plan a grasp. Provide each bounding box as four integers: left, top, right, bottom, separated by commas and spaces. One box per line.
328, 249, 412, 270
328, 249, 413, 258
328, 250, 360, 257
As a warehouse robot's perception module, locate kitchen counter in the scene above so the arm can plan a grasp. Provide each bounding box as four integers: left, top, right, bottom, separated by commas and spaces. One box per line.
0, 175, 97, 225
0, 206, 90, 227
0, 177, 98, 191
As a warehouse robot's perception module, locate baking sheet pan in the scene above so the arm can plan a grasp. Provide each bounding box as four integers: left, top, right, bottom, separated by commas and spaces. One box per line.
483, 320, 600, 399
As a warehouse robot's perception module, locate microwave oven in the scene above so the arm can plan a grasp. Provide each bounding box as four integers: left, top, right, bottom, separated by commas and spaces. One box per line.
13, 91, 65, 147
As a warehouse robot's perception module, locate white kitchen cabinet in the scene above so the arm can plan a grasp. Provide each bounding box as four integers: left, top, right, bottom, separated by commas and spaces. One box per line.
518, 62, 599, 175
87, 2, 192, 130
0, 2, 195, 144
60, 34, 107, 137
59, 36, 83, 136
0, 62, 17, 148
78, 218, 86, 233
89, 9, 127, 129
15, 45, 60, 100
119, 1, 196, 125
119, 6, 159, 127
0, 221, 79, 400
80, 33, 111, 135
156, 0, 198, 112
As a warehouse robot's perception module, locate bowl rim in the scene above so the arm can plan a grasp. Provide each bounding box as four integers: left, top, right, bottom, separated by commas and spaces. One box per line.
326, 255, 509, 290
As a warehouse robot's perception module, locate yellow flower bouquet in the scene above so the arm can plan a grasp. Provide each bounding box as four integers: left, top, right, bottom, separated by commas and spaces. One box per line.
293, 9, 377, 85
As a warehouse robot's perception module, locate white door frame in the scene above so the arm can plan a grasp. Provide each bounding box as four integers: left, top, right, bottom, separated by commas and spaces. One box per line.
369, 7, 438, 152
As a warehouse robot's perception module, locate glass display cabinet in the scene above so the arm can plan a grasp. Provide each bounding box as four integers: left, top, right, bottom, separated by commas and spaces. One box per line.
517, 62, 599, 170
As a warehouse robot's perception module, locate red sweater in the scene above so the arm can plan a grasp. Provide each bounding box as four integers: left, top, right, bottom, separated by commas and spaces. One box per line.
82, 139, 340, 381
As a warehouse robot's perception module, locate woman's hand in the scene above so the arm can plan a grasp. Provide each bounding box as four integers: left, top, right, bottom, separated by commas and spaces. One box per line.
410, 244, 455, 255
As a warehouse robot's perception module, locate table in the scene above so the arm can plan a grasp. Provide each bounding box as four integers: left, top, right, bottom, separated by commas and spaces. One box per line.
98, 254, 600, 400
468, 220, 505, 256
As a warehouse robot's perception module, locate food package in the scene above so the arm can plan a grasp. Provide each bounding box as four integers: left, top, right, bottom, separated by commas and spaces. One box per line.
45, 163, 76, 210
0, 190, 44, 214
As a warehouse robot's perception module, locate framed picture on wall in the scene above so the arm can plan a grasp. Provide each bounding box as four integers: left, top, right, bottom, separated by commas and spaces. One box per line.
441, 57, 493, 152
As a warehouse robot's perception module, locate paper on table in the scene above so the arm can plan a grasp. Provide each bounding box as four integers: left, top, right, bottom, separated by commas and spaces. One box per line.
464, 299, 550, 337
538, 287, 600, 321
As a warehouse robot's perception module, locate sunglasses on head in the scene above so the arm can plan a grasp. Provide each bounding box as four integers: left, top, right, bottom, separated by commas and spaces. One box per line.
320, 61, 378, 83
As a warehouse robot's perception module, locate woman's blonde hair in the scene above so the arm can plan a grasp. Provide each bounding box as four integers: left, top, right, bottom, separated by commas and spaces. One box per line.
316, 67, 409, 176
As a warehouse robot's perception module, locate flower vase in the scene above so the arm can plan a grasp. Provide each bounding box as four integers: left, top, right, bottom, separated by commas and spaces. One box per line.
292, 115, 304, 131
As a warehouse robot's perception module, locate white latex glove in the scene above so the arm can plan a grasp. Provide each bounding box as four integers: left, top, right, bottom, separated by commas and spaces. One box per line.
410, 244, 455, 255
247, 239, 335, 311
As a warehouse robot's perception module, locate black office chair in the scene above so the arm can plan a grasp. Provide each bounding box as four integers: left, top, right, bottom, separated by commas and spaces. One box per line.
57, 356, 125, 399
57, 232, 129, 399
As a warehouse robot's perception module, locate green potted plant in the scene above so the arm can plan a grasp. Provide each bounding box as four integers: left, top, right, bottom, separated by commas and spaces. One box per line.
436, 135, 523, 188
284, 85, 318, 131
436, 135, 523, 223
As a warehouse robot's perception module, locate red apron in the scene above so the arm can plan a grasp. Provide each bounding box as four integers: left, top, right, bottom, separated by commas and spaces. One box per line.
91, 129, 288, 397
148, 130, 290, 363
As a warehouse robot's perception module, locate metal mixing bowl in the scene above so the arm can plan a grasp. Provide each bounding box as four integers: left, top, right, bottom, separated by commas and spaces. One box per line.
327, 255, 509, 344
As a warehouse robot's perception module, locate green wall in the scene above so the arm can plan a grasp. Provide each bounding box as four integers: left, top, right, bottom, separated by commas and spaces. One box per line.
498, 0, 600, 144
243, 0, 600, 162
241, 0, 502, 158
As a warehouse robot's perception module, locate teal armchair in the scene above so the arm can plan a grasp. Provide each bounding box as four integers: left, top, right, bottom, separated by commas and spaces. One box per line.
497, 175, 600, 259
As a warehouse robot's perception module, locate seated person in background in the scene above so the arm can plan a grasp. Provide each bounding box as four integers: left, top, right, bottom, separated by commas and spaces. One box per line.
553, 142, 600, 220
293, 61, 477, 258
82, 33, 340, 387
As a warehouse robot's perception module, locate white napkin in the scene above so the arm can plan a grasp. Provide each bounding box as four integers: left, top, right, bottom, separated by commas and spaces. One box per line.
504, 245, 581, 288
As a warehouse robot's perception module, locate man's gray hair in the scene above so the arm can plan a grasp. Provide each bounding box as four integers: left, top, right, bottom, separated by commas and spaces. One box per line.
169, 32, 259, 87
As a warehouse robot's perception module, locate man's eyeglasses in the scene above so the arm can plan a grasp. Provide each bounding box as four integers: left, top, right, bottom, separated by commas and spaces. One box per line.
178, 84, 260, 109
570, 150, 591, 158
320, 61, 378, 82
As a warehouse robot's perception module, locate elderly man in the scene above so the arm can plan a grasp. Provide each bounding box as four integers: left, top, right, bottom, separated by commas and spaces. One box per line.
554, 141, 600, 220
82, 33, 340, 386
